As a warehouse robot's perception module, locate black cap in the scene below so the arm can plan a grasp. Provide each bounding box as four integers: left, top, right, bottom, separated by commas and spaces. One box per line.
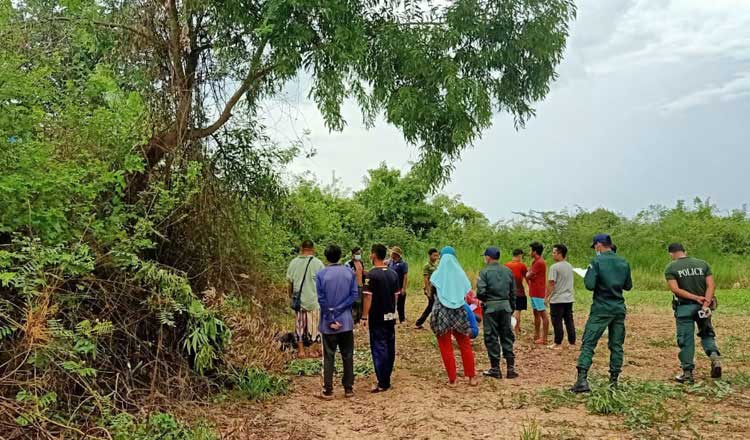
668, 243, 685, 253
590, 234, 613, 248
483, 247, 501, 260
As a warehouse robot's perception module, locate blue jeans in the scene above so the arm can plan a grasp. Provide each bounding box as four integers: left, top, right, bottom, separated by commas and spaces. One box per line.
369, 324, 396, 389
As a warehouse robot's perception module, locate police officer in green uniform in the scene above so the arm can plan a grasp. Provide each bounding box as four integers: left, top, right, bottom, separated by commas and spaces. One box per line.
665, 243, 721, 384
476, 247, 518, 379
570, 234, 632, 393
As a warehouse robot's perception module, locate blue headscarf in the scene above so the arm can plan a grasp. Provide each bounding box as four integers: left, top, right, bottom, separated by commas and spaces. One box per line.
430, 247, 471, 309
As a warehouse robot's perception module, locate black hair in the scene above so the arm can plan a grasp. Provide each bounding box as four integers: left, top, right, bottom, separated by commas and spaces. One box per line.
301, 239, 314, 250
325, 244, 342, 263
529, 241, 544, 256
428, 248, 439, 256
553, 244, 568, 258
371, 244, 387, 260
512, 248, 524, 257
611, 244, 618, 253
351, 246, 361, 254
668, 243, 685, 253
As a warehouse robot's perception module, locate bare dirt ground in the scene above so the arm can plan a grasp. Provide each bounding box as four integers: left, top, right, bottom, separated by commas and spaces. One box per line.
193, 297, 750, 440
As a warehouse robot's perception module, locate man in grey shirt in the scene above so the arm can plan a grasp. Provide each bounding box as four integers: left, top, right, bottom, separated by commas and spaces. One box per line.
546, 244, 576, 349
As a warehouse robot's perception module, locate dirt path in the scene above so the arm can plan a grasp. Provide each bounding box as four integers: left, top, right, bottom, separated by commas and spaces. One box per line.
196, 298, 750, 439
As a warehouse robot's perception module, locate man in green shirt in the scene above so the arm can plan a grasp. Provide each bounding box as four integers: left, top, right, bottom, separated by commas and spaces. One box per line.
287, 240, 326, 358
571, 234, 632, 393
664, 243, 721, 384
415, 248, 439, 329
477, 247, 518, 379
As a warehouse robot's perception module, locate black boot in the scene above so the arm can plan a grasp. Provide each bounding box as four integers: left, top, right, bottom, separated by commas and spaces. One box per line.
609, 372, 619, 388
506, 358, 519, 379
483, 362, 502, 379
710, 352, 722, 379
674, 369, 694, 384
569, 367, 591, 393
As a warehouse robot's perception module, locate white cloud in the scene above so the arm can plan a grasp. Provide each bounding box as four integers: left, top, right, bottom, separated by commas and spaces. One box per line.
580, 0, 750, 75
661, 72, 750, 112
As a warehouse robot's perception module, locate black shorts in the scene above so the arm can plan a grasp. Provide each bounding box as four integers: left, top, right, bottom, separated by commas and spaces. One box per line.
515, 295, 528, 311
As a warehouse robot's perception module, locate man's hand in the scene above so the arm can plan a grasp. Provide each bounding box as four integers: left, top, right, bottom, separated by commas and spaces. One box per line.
329, 321, 343, 331
361, 318, 368, 330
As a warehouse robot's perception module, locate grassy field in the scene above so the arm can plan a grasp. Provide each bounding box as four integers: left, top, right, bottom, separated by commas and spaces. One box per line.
191, 288, 750, 439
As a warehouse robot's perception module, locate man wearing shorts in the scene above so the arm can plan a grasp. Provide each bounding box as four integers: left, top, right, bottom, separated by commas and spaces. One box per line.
526, 242, 549, 345
505, 248, 528, 336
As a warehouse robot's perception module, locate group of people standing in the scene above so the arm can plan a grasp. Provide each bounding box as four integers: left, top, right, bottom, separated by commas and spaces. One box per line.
286, 234, 723, 399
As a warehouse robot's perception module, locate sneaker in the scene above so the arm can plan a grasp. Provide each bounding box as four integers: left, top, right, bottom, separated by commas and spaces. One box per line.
482, 368, 502, 379
674, 370, 694, 384
710, 353, 722, 379
547, 344, 562, 350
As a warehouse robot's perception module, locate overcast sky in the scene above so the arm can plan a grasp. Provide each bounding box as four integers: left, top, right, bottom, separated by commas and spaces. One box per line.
262, 0, 750, 221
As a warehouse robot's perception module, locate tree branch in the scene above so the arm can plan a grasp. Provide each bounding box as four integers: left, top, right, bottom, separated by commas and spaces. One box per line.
188, 63, 275, 140
44, 16, 153, 42
189, 38, 272, 140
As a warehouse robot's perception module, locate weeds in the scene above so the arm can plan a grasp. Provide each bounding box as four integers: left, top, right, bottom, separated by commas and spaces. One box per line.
519, 420, 543, 440
225, 367, 289, 400
285, 350, 374, 378
107, 412, 218, 440
536, 387, 582, 412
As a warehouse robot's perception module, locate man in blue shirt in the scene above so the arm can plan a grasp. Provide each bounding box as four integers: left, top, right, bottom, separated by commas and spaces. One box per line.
316, 244, 359, 399
388, 246, 409, 323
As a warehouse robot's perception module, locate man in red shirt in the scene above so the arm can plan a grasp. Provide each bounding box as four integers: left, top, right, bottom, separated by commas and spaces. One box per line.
526, 242, 550, 344
505, 248, 528, 336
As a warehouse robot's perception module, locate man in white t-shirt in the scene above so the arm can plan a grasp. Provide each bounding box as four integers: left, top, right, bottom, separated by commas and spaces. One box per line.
545, 244, 576, 350
287, 240, 325, 358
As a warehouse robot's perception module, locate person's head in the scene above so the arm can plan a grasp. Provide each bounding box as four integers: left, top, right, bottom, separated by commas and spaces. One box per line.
440, 246, 456, 257
529, 242, 544, 259
668, 243, 687, 260
590, 234, 613, 254
351, 246, 362, 261
512, 248, 524, 261
371, 244, 387, 264
552, 244, 568, 262
325, 244, 342, 264
390, 246, 403, 262
300, 240, 315, 255
428, 247, 439, 263
483, 247, 501, 264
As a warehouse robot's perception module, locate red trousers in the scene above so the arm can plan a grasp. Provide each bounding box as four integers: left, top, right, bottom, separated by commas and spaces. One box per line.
437, 330, 476, 382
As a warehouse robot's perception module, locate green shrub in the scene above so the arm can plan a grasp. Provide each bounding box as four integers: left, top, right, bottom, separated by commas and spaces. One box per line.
227, 367, 289, 400
107, 412, 217, 440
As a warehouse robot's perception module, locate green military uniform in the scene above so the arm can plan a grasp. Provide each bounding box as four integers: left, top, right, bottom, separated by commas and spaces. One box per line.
665, 257, 720, 372
577, 251, 633, 377
477, 262, 516, 373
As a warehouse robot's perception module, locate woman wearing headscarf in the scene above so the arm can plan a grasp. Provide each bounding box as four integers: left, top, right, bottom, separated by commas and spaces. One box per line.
430, 247, 478, 387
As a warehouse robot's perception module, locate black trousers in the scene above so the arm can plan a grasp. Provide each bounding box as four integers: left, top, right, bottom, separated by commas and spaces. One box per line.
397, 291, 407, 322
550, 302, 576, 345
415, 294, 435, 326
321, 331, 354, 392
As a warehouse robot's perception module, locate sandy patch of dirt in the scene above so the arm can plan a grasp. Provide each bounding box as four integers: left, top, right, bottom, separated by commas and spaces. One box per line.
194, 296, 750, 439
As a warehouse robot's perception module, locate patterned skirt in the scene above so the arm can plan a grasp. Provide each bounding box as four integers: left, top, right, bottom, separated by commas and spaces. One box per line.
430, 300, 470, 337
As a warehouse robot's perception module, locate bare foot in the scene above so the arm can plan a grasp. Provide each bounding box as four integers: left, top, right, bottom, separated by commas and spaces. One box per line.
469, 377, 479, 387
446, 380, 457, 388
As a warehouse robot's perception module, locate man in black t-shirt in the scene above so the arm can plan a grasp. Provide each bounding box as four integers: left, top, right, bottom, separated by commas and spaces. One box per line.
362, 243, 400, 393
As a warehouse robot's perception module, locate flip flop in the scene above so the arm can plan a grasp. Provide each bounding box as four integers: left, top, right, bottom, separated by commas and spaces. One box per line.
370, 385, 389, 393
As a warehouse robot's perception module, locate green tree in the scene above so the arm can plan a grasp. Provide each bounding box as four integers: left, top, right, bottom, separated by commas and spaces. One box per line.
19, 0, 575, 190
